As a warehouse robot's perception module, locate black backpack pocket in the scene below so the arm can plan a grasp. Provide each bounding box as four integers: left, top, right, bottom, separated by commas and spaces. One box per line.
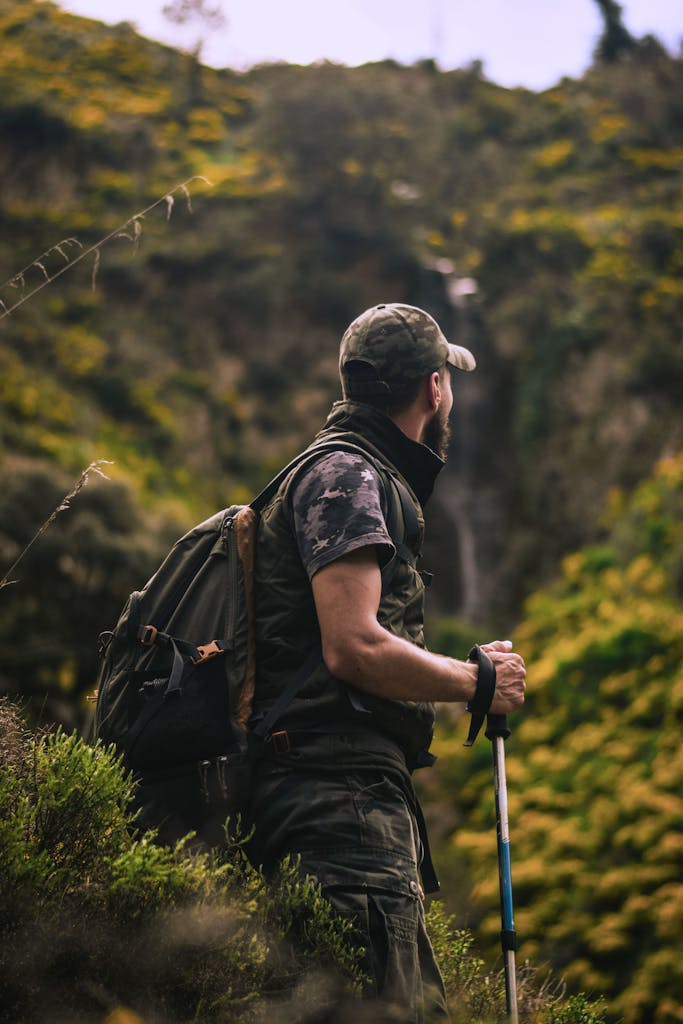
125, 660, 236, 771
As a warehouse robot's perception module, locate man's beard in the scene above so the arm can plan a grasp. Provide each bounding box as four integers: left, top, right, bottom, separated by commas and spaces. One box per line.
423, 406, 451, 460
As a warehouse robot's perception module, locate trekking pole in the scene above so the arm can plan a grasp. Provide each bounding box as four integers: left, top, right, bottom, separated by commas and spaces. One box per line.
464, 646, 519, 1024
485, 712, 519, 1024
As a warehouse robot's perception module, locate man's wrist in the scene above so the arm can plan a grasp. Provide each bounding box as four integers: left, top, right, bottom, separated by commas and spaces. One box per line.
458, 659, 478, 703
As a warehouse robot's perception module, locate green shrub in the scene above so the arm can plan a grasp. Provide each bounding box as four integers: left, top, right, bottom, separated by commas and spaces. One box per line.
545, 993, 607, 1024
427, 900, 607, 1024
0, 701, 607, 1023
0, 701, 364, 1023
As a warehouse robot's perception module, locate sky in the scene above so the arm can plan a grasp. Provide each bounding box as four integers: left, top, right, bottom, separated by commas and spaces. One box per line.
56, 0, 682, 91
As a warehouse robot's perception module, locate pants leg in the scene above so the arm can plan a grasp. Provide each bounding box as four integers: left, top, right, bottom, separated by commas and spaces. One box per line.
312, 871, 448, 1022
249, 764, 449, 1022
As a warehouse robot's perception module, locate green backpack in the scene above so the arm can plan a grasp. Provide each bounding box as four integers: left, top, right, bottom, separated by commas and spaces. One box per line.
93, 443, 418, 849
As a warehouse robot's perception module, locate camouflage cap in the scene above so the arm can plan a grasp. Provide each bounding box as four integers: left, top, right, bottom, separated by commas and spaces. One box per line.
339, 303, 476, 398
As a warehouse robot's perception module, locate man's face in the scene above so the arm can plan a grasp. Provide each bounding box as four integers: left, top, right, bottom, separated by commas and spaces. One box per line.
422, 368, 453, 460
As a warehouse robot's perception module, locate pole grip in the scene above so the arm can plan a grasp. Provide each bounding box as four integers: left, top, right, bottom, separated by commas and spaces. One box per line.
485, 714, 511, 740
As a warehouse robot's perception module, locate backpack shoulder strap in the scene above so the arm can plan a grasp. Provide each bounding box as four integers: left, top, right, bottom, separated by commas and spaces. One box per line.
249, 442, 350, 514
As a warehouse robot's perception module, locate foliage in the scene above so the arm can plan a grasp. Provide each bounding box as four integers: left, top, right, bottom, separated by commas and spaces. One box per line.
593, 0, 636, 63
0, 459, 180, 723
0, 458, 111, 589
0, 700, 366, 1023
428, 454, 683, 1023
427, 900, 607, 1024
0, 1, 681, 636
0, 700, 608, 1024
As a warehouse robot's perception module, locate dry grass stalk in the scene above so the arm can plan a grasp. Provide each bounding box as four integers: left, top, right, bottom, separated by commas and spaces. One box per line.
0, 176, 212, 320
0, 460, 113, 591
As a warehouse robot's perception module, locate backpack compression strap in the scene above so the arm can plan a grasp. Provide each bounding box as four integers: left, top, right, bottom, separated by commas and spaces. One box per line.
136, 626, 229, 696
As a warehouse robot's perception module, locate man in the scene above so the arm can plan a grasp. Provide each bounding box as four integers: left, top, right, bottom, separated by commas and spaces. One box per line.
249, 303, 526, 1020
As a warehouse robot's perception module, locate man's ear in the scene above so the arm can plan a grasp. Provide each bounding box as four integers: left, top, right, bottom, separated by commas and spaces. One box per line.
427, 371, 441, 411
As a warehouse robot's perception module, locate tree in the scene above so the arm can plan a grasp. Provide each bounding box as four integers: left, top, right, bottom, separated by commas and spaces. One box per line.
162, 0, 227, 105
162, 0, 226, 61
593, 0, 636, 62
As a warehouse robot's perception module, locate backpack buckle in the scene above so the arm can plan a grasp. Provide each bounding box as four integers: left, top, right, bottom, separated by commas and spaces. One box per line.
139, 625, 158, 647
192, 640, 223, 665
271, 730, 291, 755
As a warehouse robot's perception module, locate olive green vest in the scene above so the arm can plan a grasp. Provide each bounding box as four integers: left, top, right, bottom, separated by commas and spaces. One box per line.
253, 401, 444, 761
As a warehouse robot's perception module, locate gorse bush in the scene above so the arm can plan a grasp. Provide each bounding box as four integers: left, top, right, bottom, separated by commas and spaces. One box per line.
0, 700, 606, 1023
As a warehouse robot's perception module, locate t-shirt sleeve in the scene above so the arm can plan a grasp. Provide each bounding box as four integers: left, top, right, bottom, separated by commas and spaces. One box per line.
290, 451, 395, 579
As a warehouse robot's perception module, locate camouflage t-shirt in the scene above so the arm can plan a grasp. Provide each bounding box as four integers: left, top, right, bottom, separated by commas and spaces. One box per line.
291, 452, 395, 579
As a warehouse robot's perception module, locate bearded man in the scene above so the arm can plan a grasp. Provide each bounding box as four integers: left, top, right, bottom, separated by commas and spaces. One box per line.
249, 303, 526, 1020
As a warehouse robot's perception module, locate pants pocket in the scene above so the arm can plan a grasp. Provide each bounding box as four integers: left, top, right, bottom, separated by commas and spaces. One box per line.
321, 882, 425, 1021
350, 773, 420, 861
368, 893, 421, 1019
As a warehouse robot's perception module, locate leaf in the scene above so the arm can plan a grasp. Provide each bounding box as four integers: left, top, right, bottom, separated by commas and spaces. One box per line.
91, 248, 101, 290
133, 218, 143, 253
180, 183, 193, 213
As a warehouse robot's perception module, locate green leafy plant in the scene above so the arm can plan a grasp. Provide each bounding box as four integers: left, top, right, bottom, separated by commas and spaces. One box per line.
0, 701, 365, 1023
429, 455, 683, 1023
427, 901, 607, 1024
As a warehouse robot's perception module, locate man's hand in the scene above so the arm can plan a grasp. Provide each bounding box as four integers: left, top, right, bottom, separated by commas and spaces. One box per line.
479, 640, 526, 715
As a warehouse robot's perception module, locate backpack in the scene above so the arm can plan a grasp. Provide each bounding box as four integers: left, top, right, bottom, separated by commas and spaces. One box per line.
93, 443, 419, 850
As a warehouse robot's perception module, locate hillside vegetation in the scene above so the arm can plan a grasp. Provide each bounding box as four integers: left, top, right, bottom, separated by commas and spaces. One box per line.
0, 2, 681, 1021
1, 3, 681, 669
424, 454, 683, 1022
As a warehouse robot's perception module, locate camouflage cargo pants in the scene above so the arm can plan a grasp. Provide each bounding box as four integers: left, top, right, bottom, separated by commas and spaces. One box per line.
248, 732, 449, 1023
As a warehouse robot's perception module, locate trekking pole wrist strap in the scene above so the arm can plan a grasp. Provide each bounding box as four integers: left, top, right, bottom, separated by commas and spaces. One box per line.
464, 644, 496, 747
467, 644, 497, 713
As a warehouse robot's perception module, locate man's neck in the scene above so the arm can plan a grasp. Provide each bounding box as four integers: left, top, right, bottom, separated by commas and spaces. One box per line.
318, 401, 444, 507
389, 408, 428, 446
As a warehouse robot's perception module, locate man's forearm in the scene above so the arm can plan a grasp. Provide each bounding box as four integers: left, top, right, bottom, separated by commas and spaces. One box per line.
312, 548, 525, 713
323, 624, 478, 703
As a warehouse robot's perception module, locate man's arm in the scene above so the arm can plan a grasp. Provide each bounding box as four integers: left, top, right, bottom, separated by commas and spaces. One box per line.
311, 546, 525, 714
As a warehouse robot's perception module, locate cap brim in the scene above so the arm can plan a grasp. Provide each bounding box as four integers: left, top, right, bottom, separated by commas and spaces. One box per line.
446, 342, 476, 372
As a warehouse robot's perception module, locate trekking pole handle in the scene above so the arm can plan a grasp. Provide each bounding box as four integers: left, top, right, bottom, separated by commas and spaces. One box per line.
486, 714, 511, 740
